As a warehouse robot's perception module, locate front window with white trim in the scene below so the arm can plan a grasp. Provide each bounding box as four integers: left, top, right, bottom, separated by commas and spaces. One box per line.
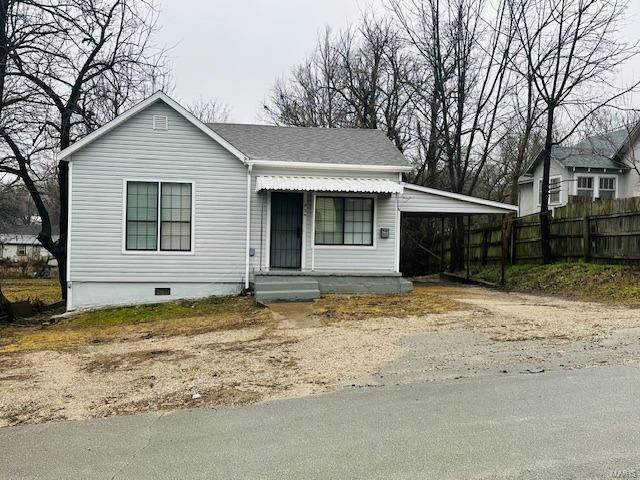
315, 196, 374, 246
126, 181, 192, 252
598, 177, 616, 199
538, 176, 562, 205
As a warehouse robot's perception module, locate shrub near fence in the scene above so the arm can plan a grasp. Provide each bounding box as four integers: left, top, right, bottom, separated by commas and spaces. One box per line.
464, 197, 640, 266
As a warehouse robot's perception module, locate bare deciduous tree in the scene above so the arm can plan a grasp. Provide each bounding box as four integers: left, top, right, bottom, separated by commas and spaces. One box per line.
0, 0, 170, 298
187, 97, 231, 123
509, 0, 640, 263
390, 0, 515, 269
264, 18, 415, 152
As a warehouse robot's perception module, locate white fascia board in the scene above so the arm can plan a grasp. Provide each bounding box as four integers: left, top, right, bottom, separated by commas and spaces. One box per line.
402, 183, 519, 212
247, 159, 413, 172
58, 92, 249, 163
518, 176, 534, 185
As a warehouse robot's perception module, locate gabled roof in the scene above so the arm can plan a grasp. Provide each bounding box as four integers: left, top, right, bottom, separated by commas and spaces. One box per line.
58, 92, 248, 162
523, 129, 630, 177
58, 92, 413, 172
208, 123, 412, 171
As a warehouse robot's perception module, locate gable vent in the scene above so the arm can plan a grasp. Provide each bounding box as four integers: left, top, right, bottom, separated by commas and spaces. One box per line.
153, 115, 168, 130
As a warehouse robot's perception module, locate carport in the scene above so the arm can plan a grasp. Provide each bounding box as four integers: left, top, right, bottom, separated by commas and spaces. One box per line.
398, 183, 519, 283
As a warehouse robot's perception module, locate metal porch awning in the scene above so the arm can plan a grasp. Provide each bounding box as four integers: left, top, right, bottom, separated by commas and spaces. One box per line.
255, 175, 403, 194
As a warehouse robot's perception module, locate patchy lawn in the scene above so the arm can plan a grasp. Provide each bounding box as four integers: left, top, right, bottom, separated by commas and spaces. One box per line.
1, 278, 62, 305
313, 285, 460, 321
469, 263, 640, 305
0, 295, 272, 353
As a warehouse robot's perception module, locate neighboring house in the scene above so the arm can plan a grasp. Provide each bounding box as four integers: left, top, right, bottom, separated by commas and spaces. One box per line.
518, 128, 640, 216
59, 92, 516, 310
0, 224, 58, 263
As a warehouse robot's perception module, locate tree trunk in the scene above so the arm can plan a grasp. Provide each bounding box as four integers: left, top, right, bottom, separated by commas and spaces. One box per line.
539, 105, 555, 264
0, 283, 14, 323
56, 159, 69, 301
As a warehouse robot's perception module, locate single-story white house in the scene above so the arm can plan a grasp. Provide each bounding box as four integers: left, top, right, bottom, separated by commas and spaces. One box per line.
59, 92, 517, 310
0, 225, 58, 262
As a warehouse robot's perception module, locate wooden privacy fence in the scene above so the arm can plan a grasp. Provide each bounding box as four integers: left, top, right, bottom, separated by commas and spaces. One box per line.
463, 197, 640, 266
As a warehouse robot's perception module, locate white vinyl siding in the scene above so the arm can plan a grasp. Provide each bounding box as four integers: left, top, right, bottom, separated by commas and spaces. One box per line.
248, 167, 399, 273
70, 100, 247, 283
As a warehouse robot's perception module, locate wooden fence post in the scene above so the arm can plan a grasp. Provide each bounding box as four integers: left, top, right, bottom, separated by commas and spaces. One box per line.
481, 228, 489, 266
510, 218, 517, 265
583, 216, 591, 261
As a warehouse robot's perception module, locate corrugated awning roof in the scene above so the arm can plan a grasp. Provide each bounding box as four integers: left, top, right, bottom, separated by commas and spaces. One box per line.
255, 176, 402, 193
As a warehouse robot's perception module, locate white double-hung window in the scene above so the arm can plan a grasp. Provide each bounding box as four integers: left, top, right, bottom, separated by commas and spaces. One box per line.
538, 176, 562, 205
125, 181, 193, 252
576, 176, 594, 198
598, 177, 616, 199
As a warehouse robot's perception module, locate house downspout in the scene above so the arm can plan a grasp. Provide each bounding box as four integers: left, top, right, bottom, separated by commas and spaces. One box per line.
66, 156, 73, 310
245, 164, 252, 291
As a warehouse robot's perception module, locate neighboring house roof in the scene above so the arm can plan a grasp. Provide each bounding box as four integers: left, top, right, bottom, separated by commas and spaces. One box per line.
0, 224, 59, 245
208, 123, 411, 170
520, 129, 631, 184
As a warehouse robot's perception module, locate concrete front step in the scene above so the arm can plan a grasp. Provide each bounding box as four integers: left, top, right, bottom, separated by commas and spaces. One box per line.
255, 289, 320, 303
254, 276, 321, 303
253, 272, 414, 302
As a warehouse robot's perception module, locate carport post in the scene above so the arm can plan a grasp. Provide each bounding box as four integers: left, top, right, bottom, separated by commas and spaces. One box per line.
501, 214, 507, 286
440, 216, 445, 273
466, 215, 471, 279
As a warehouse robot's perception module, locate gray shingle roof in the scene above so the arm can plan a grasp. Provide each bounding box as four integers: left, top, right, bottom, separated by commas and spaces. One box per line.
0, 224, 59, 244
525, 129, 630, 175
207, 123, 410, 168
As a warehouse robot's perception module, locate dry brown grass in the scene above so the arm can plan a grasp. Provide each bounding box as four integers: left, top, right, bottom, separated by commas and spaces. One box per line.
0, 296, 274, 353
1, 278, 61, 305
313, 284, 461, 322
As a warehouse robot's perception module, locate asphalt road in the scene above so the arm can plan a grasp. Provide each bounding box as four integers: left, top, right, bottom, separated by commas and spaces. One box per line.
2, 364, 640, 480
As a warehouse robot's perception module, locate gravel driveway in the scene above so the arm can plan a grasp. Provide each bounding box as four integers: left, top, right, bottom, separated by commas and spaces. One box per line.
2, 281, 640, 427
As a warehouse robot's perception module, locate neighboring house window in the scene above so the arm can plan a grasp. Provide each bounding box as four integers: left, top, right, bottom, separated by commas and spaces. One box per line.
599, 177, 616, 199
125, 181, 192, 252
17, 244, 27, 256
538, 176, 562, 205
577, 177, 594, 198
315, 196, 374, 246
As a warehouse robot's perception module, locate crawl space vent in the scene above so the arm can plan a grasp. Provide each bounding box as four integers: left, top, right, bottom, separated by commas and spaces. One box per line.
152, 114, 168, 130
155, 287, 171, 296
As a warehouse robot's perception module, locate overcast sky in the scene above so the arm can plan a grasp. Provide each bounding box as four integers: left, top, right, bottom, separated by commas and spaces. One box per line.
158, 0, 640, 124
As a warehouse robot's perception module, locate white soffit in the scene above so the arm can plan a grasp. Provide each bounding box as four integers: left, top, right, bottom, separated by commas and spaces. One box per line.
255, 176, 403, 194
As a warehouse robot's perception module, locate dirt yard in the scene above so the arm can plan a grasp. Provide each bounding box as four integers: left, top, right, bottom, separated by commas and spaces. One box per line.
2, 282, 640, 427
